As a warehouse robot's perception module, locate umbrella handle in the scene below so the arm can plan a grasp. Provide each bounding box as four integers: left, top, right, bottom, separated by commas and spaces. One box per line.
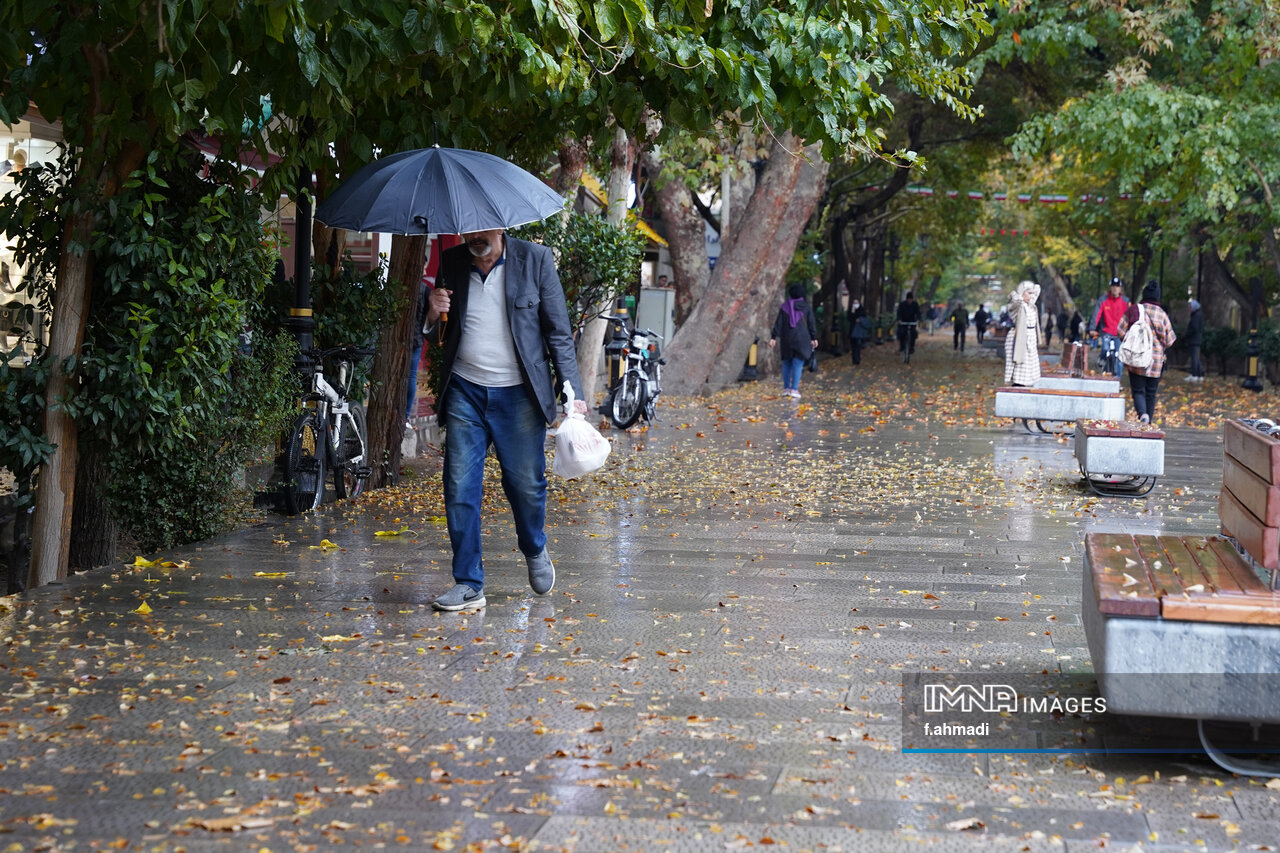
440, 312, 447, 335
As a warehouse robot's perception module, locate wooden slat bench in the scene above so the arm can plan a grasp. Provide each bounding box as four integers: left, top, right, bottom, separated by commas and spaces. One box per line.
1084, 418, 1280, 773
994, 385, 1126, 435
1074, 419, 1165, 497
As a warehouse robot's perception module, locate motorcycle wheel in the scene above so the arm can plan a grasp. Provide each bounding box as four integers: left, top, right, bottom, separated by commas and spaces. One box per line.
610, 371, 647, 429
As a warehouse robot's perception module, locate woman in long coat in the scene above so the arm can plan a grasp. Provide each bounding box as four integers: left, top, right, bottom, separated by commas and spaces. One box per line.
1004, 280, 1042, 386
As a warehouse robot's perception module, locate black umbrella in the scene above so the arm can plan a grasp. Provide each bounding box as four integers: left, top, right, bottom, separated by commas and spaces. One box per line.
315, 146, 566, 235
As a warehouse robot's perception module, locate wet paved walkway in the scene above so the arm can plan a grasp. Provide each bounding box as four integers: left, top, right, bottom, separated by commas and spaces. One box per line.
2, 340, 1278, 852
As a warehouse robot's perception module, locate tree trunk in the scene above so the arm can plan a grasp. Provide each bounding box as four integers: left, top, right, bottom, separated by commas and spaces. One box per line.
648, 156, 710, 327
553, 136, 588, 198
1201, 243, 1252, 330
1041, 264, 1074, 316
366, 233, 428, 489
69, 443, 118, 571
576, 127, 634, 403
28, 209, 97, 587
664, 135, 828, 395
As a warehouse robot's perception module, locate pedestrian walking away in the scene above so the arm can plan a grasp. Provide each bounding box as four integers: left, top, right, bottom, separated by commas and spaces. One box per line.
1185, 298, 1205, 382
1044, 307, 1054, 347
1117, 279, 1177, 423
974, 303, 991, 344
1091, 277, 1130, 378
949, 301, 969, 352
848, 304, 871, 366
1004, 280, 1042, 387
424, 228, 587, 612
769, 282, 818, 398
896, 291, 922, 360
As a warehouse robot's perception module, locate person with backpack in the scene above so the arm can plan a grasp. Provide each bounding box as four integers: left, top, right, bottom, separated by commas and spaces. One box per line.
1116, 280, 1177, 424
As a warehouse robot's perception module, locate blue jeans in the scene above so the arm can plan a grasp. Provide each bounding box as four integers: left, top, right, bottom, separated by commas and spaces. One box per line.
405, 343, 423, 420
443, 375, 548, 590
1128, 372, 1160, 420
781, 357, 804, 391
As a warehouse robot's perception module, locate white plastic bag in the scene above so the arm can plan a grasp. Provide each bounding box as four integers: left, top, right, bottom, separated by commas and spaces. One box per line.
552, 382, 611, 479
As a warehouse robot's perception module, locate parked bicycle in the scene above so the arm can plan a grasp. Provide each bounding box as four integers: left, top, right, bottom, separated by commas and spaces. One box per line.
281, 345, 374, 515
606, 316, 665, 429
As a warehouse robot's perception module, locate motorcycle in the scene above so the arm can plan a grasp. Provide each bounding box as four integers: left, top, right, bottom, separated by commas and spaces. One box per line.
607, 317, 665, 429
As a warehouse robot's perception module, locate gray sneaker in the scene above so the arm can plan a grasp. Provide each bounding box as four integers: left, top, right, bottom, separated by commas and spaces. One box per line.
431, 583, 486, 611
526, 549, 555, 595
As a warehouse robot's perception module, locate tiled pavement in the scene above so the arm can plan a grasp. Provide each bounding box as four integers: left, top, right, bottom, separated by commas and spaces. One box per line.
2, 359, 1277, 852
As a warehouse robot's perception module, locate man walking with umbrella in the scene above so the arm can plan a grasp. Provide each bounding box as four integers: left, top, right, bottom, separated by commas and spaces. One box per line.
424, 228, 587, 611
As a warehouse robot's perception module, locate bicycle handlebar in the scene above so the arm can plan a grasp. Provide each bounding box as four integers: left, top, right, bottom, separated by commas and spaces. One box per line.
303, 345, 376, 362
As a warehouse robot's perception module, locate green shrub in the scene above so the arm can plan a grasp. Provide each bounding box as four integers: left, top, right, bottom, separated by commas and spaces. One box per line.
0, 145, 301, 552
1203, 325, 1246, 378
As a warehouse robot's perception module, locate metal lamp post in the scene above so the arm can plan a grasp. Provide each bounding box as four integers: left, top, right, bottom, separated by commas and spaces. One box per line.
1244, 279, 1263, 392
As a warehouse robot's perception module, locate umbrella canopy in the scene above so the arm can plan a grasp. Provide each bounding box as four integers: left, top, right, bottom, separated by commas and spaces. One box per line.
314, 146, 566, 235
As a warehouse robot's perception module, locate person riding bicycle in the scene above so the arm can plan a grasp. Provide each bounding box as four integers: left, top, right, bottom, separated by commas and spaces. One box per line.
1090, 278, 1129, 377
896, 291, 921, 357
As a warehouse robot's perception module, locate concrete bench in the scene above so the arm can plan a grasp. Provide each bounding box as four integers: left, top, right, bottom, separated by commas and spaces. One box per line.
1084, 418, 1280, 774
1036, 342, 1120, 392
994, 385, 1126, 434
1074, 419, 1165, 497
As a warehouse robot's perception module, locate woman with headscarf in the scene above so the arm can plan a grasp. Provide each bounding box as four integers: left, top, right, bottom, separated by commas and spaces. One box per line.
768, 282, 818, 398
1117, 280, 1177, 423
1004, 280, 1042, 387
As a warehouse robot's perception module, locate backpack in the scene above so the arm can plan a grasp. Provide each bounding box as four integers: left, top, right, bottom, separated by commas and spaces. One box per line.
1119, 304, 1154, 370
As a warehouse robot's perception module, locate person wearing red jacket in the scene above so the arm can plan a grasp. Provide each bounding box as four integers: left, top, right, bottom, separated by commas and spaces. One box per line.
1091, 278, 1130, 376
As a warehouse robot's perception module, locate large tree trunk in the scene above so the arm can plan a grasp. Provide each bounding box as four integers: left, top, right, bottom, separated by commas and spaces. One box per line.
576, 127, 634, 403
69, 443, 118, 571
28, 209, 96, 587
366, 233, 428, 488
664, 134, 829, 395
648, 156, 710, 327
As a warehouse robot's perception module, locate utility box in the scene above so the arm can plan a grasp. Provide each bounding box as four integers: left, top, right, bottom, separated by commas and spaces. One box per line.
636, 287, 676, 345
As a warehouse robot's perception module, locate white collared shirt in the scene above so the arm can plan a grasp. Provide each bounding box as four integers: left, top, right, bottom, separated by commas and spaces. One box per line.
452, 254, 523, 387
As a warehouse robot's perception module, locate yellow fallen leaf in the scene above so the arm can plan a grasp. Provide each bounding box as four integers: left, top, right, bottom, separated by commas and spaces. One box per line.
321, 634, 359, 642
132, 556, 160, 568
428, 516, 447, 525
311, 539, 340, 550
375, 527, 415, 537
254, 572, 289, 578
133, 600, 153, 614
159, 560, 190, 569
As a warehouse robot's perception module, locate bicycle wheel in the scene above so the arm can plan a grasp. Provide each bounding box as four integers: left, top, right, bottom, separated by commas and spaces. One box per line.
333, 403, 369, 500
610, 370, 647, 429
283, 410, 325, 515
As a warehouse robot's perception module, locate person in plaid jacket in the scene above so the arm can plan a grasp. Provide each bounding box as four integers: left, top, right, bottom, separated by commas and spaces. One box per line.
1117, 280, 1177, 424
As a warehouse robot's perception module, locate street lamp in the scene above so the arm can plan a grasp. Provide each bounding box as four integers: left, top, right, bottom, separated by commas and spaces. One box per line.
1244, 279, 1263, 392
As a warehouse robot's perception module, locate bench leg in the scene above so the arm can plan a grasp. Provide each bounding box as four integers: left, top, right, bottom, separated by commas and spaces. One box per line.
1198, 719, 1280, 778
1078, 464, 1157, 497
1016, 417, 1068, 436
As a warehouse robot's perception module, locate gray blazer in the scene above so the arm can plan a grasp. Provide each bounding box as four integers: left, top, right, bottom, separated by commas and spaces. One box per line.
428, 237, 583, 424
